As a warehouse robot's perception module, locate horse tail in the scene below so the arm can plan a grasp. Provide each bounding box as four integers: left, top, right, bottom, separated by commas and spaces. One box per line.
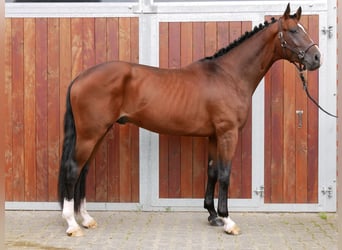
58, 82, 78, 210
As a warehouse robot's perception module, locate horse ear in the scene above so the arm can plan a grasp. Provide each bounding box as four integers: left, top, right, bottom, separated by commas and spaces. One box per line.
295, 6, 302, 21
283, 3, 291, 19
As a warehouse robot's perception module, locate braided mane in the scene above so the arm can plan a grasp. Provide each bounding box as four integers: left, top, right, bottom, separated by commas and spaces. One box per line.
203, 17, 277, 60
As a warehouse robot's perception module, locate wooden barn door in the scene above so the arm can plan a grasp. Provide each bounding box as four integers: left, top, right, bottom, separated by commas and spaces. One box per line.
264, 15, 319, 204
4, 17, 139, 203
158, 21, 252, 200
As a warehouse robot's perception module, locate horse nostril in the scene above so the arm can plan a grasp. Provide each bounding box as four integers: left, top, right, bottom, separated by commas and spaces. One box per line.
314, 53, 320, 62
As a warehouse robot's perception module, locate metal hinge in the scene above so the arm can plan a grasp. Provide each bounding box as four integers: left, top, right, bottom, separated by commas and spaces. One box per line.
321, 186, 333, 199
321, 26, 333, 39
254, 185, 264, 198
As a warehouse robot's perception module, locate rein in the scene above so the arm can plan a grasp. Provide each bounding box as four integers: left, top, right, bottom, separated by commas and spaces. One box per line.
296, 67, 338, 118
277, 19, 337, 119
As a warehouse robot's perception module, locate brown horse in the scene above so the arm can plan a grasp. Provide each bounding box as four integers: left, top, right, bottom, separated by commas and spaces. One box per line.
58, 4, 321, 236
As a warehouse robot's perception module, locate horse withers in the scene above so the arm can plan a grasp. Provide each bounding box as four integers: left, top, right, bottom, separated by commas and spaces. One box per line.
58, 4, 321, 236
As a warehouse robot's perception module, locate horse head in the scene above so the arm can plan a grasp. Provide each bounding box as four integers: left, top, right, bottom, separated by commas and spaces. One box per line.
277, 3, 321, 71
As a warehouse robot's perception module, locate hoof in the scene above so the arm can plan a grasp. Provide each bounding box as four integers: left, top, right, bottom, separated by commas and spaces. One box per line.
224, 224, 240, 235
82, 218, 98, 229
208, 216, 224, 227
66, 226, 84, 237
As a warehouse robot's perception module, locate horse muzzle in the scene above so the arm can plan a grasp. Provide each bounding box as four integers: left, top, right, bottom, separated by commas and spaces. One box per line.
302, 44, 321, 71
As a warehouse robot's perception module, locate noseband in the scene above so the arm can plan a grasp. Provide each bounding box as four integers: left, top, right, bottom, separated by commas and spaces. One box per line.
278, 19, 317, 70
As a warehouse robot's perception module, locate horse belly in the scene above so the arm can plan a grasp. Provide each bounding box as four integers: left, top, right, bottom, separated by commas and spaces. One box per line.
125, 108, 214, 137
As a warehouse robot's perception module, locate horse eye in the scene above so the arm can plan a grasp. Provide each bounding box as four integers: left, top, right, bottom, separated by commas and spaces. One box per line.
289, 29, 298, 34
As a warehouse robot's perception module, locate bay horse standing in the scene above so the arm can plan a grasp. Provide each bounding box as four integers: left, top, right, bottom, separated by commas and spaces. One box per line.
58, 4, 321, 236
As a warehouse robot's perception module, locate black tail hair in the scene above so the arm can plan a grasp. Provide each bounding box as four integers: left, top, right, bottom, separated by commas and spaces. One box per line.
58, 82, 78, 210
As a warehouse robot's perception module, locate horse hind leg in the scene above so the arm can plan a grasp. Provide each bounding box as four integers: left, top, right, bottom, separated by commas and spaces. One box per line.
62, 137, 103, 236
204, 136, 224, 227
59, 153, 84, 236
77, 164, 97, 229
61, 164, 84, 236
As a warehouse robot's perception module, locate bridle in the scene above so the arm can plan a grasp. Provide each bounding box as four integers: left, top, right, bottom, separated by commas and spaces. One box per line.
277, 18, 337, 118
278, 19, 317, 71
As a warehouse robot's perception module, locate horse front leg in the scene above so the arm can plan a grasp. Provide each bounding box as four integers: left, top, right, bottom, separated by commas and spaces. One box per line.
204, 136, 224, 226
217, 129, 240, 235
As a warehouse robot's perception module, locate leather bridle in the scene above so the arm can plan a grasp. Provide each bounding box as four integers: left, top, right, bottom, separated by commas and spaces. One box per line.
278, 19, 317, 71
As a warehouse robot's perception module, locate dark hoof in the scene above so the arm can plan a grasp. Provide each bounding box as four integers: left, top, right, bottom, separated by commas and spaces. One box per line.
208, 216, 224, 227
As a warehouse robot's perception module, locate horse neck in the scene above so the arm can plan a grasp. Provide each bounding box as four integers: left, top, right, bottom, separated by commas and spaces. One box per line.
215, 22, 281, 95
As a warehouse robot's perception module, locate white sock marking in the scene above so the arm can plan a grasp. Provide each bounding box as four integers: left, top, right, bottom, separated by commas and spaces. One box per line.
62, 199, 80, 231
222, 216, 236, 232
80, 198, 94, 226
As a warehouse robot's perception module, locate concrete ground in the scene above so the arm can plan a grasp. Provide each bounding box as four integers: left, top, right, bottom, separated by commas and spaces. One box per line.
5, 211, 337, 250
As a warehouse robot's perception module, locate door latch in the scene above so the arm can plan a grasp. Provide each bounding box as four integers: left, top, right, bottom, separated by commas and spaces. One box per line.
296, 110, 304, 128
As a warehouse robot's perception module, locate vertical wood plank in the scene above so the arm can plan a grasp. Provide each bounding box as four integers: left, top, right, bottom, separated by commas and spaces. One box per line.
83, 18, 95, 69
59, 18, 73, 202
24, 18, 36, 201
240, 108, 252, 198
180, 22, 193, 198
192, 22, 205, 61
167, 22, 181, 198
36, 18, 48, 201
130, 17, 139, 64
229, 21, 242, 198
283, 61, 296, 203
306, 15, 319, 203
217, 22, 229, 50
229, 21, 241, 42
192, 138, 207, 198
107, 126, 120, 202
70, 18, 83, 200
106, 17, 120, 202
215, 21, 229, 198
205, 22, 217, 59
159, 22, 169, 198
119, 17, 132, 202
94, 17, 108, 202
295, 16, 309, 203
47, 18, 60, 201
81, 18, 96, 202
192, 22, 206, 198
71, 18, 83, 79
270, 60, 284, 203
264, 66, 272, 203
130, 17, 140, 202
107, 17, 119, 61
240, 21, 252, 199
5, 18, 13, 201
11, 18, 25, 201
69, 18, 83, 201
59, 18, 71, 163
264, 15, 279, 204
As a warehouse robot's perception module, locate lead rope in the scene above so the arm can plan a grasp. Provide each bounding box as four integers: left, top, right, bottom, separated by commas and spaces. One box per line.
296, 66, 338, 118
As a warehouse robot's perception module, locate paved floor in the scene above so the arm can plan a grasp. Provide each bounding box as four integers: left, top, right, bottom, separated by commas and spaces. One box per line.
5, 211, 337, 250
